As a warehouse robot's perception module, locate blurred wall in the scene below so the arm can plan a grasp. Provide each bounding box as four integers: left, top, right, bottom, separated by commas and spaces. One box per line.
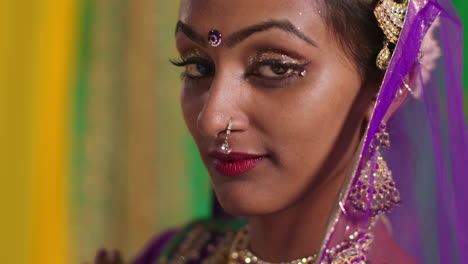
0, 1, 466, 263
67, 0, 211, 261
0, 0, 211, 263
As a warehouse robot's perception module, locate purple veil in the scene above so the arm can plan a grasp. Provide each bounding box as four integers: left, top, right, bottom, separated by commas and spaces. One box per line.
318, 0, 468, 263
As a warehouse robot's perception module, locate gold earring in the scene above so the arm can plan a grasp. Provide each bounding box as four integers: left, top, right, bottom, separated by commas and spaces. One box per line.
374, 0, 409, 70
220, 118, 233, 154
347, 123, 401, 217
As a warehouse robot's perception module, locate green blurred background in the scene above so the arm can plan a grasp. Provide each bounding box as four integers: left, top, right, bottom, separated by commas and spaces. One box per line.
0, 1, 466, 263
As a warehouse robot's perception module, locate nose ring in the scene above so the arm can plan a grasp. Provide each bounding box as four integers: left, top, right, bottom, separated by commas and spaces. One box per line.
220, 118, 233, 154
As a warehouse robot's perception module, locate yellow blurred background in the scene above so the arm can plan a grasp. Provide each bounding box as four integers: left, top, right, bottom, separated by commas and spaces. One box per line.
0, 0, 466, 263
0, 0, 212, 263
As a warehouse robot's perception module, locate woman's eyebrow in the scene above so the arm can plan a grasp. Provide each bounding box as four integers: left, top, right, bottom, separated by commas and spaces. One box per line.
175, 19, 317, 48
175, 21, 207, 47
226, 19, 317, 48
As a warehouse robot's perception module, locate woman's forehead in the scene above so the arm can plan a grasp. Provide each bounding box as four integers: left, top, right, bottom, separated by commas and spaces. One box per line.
179, 1, 323, 27
178, 0, 326, 44
179, 0, 322, 18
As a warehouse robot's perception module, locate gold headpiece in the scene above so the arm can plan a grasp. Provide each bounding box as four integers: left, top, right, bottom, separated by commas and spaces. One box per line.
374, 0, 409, 70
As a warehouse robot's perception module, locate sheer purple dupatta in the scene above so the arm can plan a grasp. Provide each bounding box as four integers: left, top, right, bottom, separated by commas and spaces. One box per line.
318, 0, 468, 263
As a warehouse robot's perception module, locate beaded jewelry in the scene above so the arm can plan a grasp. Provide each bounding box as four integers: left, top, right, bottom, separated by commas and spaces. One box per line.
374, 0, 409, 70
228, 226, 374, 264
347, 123, 401, 217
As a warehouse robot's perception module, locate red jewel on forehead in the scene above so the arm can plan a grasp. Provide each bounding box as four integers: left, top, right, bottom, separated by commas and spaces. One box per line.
208, 30, 222, 47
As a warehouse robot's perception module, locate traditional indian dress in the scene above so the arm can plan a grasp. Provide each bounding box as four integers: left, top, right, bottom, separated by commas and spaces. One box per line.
130, 0, 467, 263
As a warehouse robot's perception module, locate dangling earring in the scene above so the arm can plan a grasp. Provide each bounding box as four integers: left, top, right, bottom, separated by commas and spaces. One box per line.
374, 0, 409, 70
376, 41, 392, 70
347, 123, 401, 217
220, 118, 233, 154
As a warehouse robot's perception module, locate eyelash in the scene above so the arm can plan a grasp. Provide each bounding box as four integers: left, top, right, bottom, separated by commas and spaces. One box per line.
170, 57, 215, 80
170, 57, 309, 85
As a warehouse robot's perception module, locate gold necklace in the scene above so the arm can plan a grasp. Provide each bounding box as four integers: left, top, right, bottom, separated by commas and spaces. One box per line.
228, 226, 373, 264
228, 226, 317, 264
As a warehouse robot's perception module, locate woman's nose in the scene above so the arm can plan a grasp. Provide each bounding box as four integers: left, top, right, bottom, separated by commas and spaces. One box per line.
196, 77, 247, 139
197, 107, 230, 139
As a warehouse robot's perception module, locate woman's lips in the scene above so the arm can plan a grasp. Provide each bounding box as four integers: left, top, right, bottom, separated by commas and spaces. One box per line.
210, 152, 266, 177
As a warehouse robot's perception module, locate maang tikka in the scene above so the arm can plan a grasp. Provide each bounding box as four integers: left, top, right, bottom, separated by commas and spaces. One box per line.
220, 118, 233, 154
347, 123, 401, 217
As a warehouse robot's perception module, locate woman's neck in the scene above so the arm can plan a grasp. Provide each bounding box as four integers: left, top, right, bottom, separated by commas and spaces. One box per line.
247, 167, 348, 262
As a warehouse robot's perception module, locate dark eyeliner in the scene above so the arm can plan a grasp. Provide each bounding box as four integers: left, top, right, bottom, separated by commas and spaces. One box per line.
245, 59, 309, 78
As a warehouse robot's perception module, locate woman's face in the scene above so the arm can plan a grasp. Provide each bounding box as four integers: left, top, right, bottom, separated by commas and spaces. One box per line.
176, 0, 375, 216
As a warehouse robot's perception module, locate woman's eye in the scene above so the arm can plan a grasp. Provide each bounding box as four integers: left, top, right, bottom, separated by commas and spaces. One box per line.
170, 57, 214, 79
257, 64, 295, 78
244, 58, 309, 87
185, 63, 212, 78
250, 60, 307, 81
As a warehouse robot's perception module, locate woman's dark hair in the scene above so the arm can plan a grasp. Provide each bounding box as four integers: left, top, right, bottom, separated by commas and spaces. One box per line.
321, 0, 385, 80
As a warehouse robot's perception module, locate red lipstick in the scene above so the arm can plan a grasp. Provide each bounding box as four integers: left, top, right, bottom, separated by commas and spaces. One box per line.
210, 152, 265, 177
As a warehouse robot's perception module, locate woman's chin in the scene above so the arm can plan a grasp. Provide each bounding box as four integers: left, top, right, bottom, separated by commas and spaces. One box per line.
218, 198, 277, 217
214, 185, 288, 217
